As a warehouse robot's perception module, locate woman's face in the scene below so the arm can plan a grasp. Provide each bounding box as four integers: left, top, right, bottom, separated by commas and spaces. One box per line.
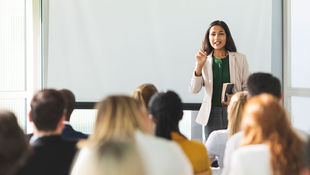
209, 25, 227, 50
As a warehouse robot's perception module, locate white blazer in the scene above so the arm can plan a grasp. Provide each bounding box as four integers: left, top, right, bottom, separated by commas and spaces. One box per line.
189, 52, 250, 126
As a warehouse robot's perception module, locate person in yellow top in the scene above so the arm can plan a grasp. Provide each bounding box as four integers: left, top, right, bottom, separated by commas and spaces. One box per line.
148, 90, 212, 175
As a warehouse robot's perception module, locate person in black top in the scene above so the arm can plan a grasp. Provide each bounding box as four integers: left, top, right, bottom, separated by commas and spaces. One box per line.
59, 89, 88, 140
17, 89, 77, 175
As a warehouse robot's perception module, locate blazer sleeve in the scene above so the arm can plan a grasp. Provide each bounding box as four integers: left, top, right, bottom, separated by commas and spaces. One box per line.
241, 54, 250, 91
189, 71, 204, 94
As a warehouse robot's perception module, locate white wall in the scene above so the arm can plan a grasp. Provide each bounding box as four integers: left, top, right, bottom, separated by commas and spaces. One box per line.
44, 0, 273, 103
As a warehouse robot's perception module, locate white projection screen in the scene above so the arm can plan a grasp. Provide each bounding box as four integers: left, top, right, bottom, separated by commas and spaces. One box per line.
43, 0, 272, 103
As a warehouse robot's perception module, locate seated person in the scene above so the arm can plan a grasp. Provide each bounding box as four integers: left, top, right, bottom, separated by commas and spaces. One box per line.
71, 95, 193, 175
17, 89, 78, 175
132, 83, 158, 134
0, 110, 30, 175
222, 72, 308, 175
205, 91, 247, 168
229, 94, 304, 175
148, 90, 212, 175
132, 83, 158, 108
59, 89, 88, 140
72, 141, 146, 175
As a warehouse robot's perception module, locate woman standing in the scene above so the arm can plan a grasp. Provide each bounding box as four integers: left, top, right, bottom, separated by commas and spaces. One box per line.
189, 20, 250, 139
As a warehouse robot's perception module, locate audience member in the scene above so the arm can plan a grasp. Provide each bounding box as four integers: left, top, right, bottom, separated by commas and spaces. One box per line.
17, 89, 77, 175
229, 94, 304, 175
148, 91, 211, 175
0, 110, 30, 175
71, 95, 193, 175
59, 89, 88, 140
72, 141, 146, 175
205, 91, 247, 168
132, 83, 158, 108
132, 83, 158, 134
222, 72, 307, 175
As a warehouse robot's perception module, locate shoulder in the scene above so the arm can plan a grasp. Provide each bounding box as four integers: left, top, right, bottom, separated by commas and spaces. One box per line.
226, 131, 243, 151
135, 131, 193, 174
207, 130, 228, 144
136, 131, 180, 150
71, 147, 98, 175
229, 52, 247, 64
135, 131, 190, 162
62, 125, 88, 140
235, 144, 269, 154
185, 138, 206, 152
230, 52, 246, 58
230, 144, 271, 175
228, 131, 243, 144
210, 129, 228, 137
232, 144, 270, 164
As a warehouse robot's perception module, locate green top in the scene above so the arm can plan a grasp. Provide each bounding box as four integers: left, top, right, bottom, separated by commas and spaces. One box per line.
212, 55, 230, 107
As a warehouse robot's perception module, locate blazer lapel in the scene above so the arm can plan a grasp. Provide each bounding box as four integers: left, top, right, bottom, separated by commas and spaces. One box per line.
206, 54, 213, 82
229, 52, 237, 93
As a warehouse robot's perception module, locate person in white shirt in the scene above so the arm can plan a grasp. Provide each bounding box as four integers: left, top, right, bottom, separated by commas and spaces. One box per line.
70, 141, 146, 175
229, 94, 304, 175
71, 95, 193, 175
205, 91, 247, 168
222, 72, 308, 175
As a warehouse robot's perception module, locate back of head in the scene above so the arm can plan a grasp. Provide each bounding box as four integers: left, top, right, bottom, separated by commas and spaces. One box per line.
247, 72, 281, 99
132, 83, 158, 108
148, 90, 183, 139
227, 91, 247, 137
59, 89, 76, 121
0, 110, 30, 175
242, 94, 303, 175
90, 95, 144, 146
30, 89, 65, 131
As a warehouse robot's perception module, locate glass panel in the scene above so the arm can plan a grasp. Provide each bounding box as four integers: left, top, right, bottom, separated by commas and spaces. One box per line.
291, 0, 310, 88
0, 98, 26, 130
0, 0, 25, 91
70, 109, 97, 134
291, 96, 310, 134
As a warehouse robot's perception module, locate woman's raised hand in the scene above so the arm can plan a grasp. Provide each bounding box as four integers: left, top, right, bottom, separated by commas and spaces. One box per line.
195, 41, 207, 76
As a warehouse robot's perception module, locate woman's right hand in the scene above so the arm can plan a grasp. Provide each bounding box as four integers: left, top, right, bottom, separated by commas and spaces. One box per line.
195, 41, 207, 76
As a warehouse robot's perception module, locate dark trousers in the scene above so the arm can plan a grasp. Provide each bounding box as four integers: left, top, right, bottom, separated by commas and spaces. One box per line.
204, 106, 228, 140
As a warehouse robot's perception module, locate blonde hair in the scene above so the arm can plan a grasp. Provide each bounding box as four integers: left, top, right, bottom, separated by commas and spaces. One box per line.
97, 141, 146, 175
227, 91, 247, 138
88, 95, 145, 147
241, 94, 304, 175
132, 83, 158, 108
74, 141, 146, 175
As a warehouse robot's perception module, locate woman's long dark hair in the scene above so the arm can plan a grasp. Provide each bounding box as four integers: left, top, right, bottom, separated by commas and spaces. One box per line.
204, 20, 237, 55
148, 91, 183, 140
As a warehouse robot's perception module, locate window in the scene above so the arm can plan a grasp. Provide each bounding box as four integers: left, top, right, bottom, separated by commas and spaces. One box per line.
0, 0, 41, 131
284, 0, 310, 134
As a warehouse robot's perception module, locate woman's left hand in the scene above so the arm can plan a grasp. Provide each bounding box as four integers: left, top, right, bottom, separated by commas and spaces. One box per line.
222, 93, 233, 106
